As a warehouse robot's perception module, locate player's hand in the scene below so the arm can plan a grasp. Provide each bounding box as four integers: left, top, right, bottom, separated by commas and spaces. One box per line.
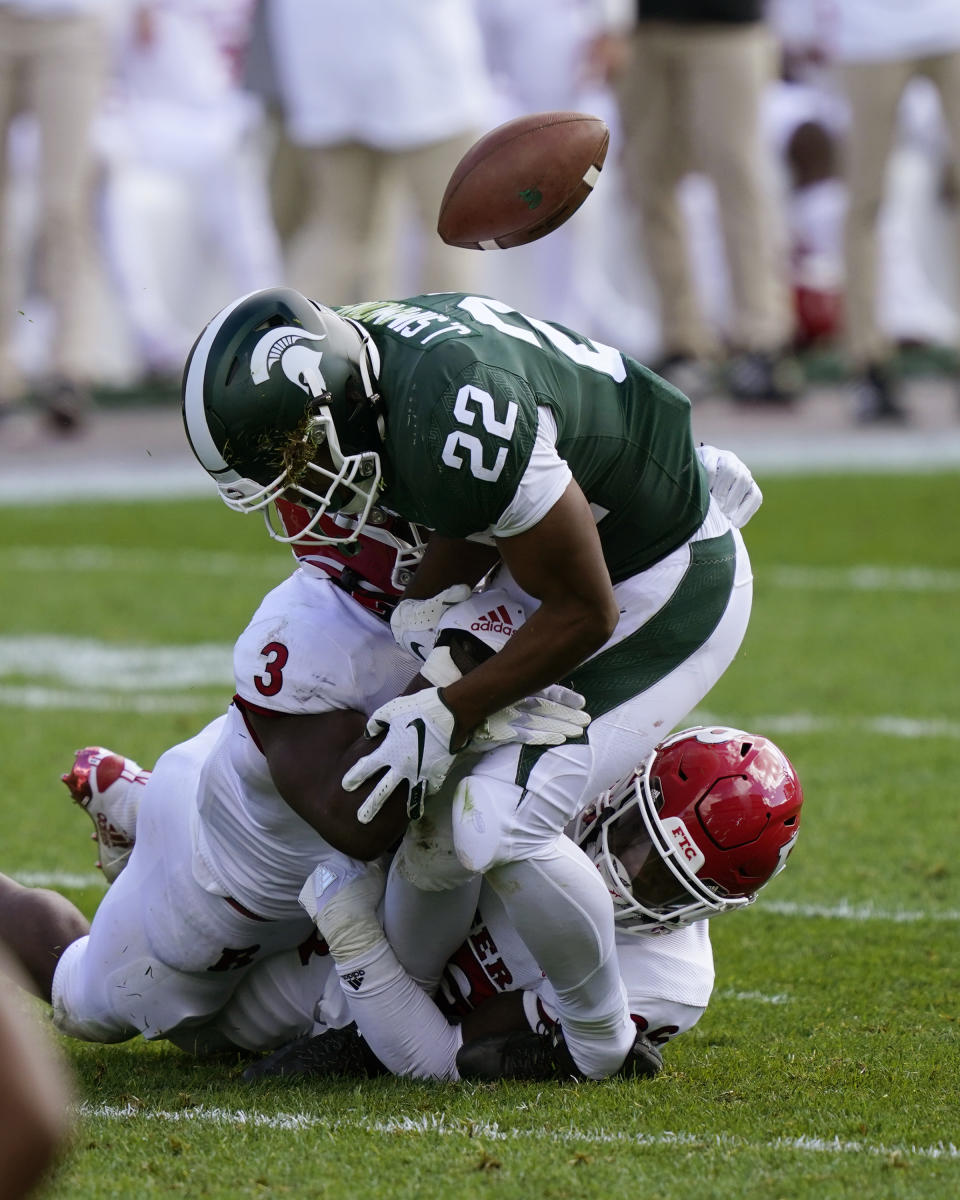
389, 584, 473, 661
466, 686, 590, 752
697, 443, 763, 528
343, 688, 460, 824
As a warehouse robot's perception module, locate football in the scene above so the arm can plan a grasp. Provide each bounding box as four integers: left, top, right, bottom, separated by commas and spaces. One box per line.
437, 111, 609, 250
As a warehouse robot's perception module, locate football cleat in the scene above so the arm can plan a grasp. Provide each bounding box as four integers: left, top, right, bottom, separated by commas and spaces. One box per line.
241, 1024, 387, 1082
62, 747, 150, 883
455, 1026, 663, 1083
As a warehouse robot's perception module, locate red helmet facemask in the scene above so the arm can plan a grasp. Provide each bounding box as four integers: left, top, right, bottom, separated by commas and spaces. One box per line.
571, 726, 803, 932
275, 499, 427, 618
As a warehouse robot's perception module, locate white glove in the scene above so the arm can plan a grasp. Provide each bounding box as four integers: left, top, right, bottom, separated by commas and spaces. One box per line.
342, 687, 460, 824
389, 583, 473, 661
697, 443, 763, 528
298, 862, 386, 963
466, 685, 590, 752
421, 642, 590, 749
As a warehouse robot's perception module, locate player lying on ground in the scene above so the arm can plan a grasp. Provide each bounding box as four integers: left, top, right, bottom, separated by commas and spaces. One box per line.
182, 284, 765, 1078
0, 507, 586, 1056
234, 724, 803, 1082
0, 722, 802, 1083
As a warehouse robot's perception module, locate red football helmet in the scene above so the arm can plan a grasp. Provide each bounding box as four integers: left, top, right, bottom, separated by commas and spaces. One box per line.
275, 498, 427, 616
572, 726, 803, 931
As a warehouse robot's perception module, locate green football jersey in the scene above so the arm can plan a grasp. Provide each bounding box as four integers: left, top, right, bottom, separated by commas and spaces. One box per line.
338, 293, 709, 582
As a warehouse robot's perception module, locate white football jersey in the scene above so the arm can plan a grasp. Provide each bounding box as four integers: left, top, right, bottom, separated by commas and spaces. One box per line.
194, 569, 419, 919
438, 882, 714, 1044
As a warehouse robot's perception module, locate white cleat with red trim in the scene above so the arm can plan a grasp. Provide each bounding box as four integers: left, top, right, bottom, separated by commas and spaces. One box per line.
61, 747, 151, 883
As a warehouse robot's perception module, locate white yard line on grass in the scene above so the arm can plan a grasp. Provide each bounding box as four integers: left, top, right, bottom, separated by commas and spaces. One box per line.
767, 565, 960, 591
16, 871, 106, 890
760, 899, 960, 923
0, 467, 213, 505
15, 871, 960, 925
3, 634, 959, 742
690, 709, 960, 740
6, 548, 960, 592
0, 546, 284, 577
714, 988, 790, 1005
0, 686, 224, 713
744, 714, 960, 739
75, 1102, 960, 1161
0, 636, 232, 690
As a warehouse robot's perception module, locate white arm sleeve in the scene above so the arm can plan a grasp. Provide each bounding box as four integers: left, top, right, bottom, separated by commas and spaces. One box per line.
332, 941, 465, 1080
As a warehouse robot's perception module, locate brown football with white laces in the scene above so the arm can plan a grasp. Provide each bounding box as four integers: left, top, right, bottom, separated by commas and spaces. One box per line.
437, 111, 609, 250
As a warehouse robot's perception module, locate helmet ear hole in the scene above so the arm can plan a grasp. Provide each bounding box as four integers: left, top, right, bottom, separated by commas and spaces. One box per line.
254, 314, 286, 332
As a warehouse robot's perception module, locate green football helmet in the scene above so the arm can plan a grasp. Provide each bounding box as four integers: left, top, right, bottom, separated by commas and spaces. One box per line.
181, 287, 385, 546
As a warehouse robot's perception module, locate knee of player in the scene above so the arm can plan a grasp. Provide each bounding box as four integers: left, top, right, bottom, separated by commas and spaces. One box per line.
450, 776, 518, 874
50, 938, 136, 1044
394, 815, 475, 892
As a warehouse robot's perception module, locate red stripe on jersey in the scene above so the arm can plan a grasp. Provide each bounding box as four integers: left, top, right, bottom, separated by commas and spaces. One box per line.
232, 696, 266, 753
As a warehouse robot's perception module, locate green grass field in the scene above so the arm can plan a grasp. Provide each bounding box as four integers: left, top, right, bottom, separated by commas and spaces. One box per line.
2, 472, 958, 1199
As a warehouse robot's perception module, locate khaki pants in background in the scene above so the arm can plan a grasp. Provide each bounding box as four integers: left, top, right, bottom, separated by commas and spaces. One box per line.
0, 9, 107, 397
840, 51, 960, 367
285, 133, 482, 306
617, 21, 792, 359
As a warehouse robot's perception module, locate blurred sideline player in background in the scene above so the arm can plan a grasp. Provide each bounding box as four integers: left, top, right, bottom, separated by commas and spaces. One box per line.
471, 0, 641, 342
611, 1, 800, 406
0, 0, 109, 430
94, 0, 283, 383
770, 0, 960, 422
259, 0, 490, 304
182, 283, 764, 1079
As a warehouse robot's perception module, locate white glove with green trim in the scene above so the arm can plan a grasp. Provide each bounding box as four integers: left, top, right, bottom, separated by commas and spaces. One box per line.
698, 443, 763, 528
465, 686, 590, 752
421, 642, 591, 753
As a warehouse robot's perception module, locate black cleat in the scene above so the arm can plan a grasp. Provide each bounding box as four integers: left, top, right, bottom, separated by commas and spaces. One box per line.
852, 363, 909, 424
725, 350, 803, 405
456, 1026, 662, 1083
242, 1023, 387, 1081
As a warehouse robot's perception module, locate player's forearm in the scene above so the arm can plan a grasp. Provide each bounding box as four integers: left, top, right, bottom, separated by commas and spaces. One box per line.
439, 598, 611, 743
247, 708, 407, 859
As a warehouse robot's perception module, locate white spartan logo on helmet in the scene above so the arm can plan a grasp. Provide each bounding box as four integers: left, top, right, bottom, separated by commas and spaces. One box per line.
250, 326, 328, 397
